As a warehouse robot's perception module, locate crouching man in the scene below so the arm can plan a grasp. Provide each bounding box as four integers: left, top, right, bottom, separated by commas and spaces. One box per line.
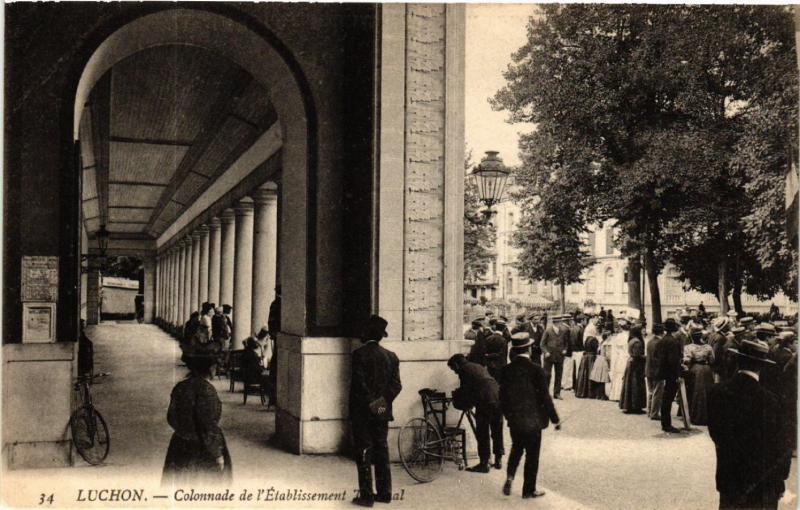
448, 353, 504, 472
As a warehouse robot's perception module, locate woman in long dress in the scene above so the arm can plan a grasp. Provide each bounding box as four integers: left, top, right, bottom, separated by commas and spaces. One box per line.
162, 351, 233, 486
589, 333, 611, 400
619, 326, 647, 414
683, 329, 714, 426
575, 336, 598, 398
607, 322, 631, 401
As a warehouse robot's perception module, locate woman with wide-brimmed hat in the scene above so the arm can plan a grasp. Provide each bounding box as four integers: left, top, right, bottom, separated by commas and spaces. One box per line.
162, 349, 232, 486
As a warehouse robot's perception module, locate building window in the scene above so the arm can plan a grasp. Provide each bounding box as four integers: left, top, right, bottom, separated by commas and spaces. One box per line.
604, 267, 615, 294
571, 283, 579, 295
605, 227, 614, 255
531, 281, 538, 294
491, 261, 496, 276
471, 288, 477, 298
587, 271, 595, 294
622, 268, 629, 294
507, 275, 514, 295
587, 231, 596, 257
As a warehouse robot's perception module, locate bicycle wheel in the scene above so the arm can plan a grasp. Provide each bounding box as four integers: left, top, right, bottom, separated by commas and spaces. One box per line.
398, 418, 444, 483
70, 407, 110, 465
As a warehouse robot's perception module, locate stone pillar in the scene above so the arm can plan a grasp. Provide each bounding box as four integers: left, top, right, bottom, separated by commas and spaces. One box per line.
191, 231, 201, 312
171, 248, 180, 326
251, 183, 279, 334
198, 226, 210, 307
86, 270, 101, 325
143, 258, 156, 323
219, 209, 236, 308
183, 237, 193, 320
207, 218, 222, 306
177, 241, 186, 325
232, 198, 254, 349
167, 249, 175, 326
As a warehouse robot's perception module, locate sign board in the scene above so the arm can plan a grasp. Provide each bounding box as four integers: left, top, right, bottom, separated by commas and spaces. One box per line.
22, 302, 56, 343
21, 256, 59, 302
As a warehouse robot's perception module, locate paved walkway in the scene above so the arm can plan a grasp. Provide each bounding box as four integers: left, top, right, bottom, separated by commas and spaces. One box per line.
2, 324, 796, 510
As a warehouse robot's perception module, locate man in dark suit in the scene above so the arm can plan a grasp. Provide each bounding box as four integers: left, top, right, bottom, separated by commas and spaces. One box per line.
654, 318, 684, 433
448, 353, 504, 472
349, 315, 402, 507
524, 314, 544, 365
708, 339, 791, 510
469, 320, 508, 382
645, 323, 665, 420
500, 332, 560, 499
709, 317, 732, 383
541, 315, 568, 399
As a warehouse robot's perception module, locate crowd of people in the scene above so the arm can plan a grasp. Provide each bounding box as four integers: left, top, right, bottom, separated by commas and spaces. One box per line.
463, 305, 797, 508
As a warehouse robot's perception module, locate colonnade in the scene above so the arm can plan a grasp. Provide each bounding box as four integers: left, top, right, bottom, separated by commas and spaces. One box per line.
154, 182, 278, 349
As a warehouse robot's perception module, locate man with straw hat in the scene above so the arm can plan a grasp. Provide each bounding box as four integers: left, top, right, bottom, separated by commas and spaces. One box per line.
708, 339, 790, 510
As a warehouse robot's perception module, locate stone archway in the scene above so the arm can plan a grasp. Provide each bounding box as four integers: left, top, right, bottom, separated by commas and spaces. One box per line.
72, 7, 313, 338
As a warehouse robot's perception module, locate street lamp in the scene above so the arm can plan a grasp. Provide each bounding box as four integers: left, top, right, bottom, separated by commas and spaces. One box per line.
81, 224, 110, 273
467, 150, 511, 224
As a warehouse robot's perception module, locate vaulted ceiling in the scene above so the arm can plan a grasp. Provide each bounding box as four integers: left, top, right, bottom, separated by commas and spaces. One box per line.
80, 45, 277, 241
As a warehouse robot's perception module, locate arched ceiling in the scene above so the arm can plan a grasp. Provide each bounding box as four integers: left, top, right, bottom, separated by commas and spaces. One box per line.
80, 44, 277, 240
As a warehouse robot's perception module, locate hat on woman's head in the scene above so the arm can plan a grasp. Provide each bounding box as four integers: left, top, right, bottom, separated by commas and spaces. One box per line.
245, 337, 260, 350
222, 304, 232, 313
257, 326, 269, 340
664, 318, 679, 333
362, 315, 389, 341
510, 332, 533, 349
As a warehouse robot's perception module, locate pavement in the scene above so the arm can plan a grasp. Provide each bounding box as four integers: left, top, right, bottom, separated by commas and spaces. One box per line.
2, 324, 796, 510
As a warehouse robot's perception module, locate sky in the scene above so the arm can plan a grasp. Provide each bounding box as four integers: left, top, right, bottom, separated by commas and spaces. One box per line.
465, 4, 536, 168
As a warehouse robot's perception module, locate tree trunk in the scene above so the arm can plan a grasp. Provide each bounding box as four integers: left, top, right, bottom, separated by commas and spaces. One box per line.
717, 259, 729, 315
627, 255, 643, 314
644, 249, 662, 326
559, 281, 566, 314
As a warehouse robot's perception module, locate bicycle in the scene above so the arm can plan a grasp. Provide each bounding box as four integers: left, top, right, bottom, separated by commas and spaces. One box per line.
70, 372, 111, 465
397, 388, 477, 483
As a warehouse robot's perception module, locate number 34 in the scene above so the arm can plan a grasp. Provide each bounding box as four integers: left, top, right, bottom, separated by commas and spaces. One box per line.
38, 494, 54, 505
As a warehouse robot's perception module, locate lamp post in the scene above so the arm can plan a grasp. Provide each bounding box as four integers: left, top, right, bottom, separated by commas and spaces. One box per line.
466, 150, 511, 224
81, 224, 110, 273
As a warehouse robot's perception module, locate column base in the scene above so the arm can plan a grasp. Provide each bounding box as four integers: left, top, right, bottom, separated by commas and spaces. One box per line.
3, 342, 75, 470
274, 335, 475, 459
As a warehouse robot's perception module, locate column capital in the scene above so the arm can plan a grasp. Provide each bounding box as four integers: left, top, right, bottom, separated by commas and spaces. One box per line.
191, 230, 203, 241
183, 236, 193, 246
196, 225, 210, 236
251, 183, 278, 205
220, 208, 236, 224
234, 196, 255, 215
208, 217, 222, 231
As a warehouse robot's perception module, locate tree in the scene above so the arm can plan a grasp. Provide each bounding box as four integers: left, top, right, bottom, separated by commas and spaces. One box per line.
511, 163, 591, 313
464, 153, 497, 283
494, 5, 798, 322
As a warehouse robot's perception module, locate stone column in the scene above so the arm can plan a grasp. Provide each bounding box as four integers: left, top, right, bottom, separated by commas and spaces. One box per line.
198, 226, 210, 307
183, 237, 193, 320
176, 242, 185, 325
219, 209, 236, 308
232, 198, 254, 349
143, 258, 156, 323
251, 184, 279, 334
171, 248, 179, 326
154, 256, 160, 320
191, 231, 201, 312
207, 218, 221, 306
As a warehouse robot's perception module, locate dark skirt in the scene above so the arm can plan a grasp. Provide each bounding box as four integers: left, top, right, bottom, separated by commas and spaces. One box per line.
619, 358, 647, 413
575, 354, 596, 398
687, 363, 714, 425
162, 434, 233, 486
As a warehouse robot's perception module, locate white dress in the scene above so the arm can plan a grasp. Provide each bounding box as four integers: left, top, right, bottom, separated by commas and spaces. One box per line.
607, 330, 630, 401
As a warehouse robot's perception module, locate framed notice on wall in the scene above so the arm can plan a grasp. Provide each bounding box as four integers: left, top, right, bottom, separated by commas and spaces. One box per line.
22, 302, 56, 343
21, 256, 59, 302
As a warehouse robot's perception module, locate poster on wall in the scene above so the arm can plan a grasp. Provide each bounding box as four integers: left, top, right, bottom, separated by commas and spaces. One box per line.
21, 256, 59, 302
22, 302, 56, 343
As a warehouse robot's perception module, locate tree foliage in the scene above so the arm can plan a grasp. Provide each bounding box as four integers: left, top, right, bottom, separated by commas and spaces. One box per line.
493, 5, 798, 317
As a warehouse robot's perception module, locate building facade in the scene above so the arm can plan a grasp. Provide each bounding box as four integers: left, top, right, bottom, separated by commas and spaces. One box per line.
4, 3, 468, 469
468, 195, 796, 318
